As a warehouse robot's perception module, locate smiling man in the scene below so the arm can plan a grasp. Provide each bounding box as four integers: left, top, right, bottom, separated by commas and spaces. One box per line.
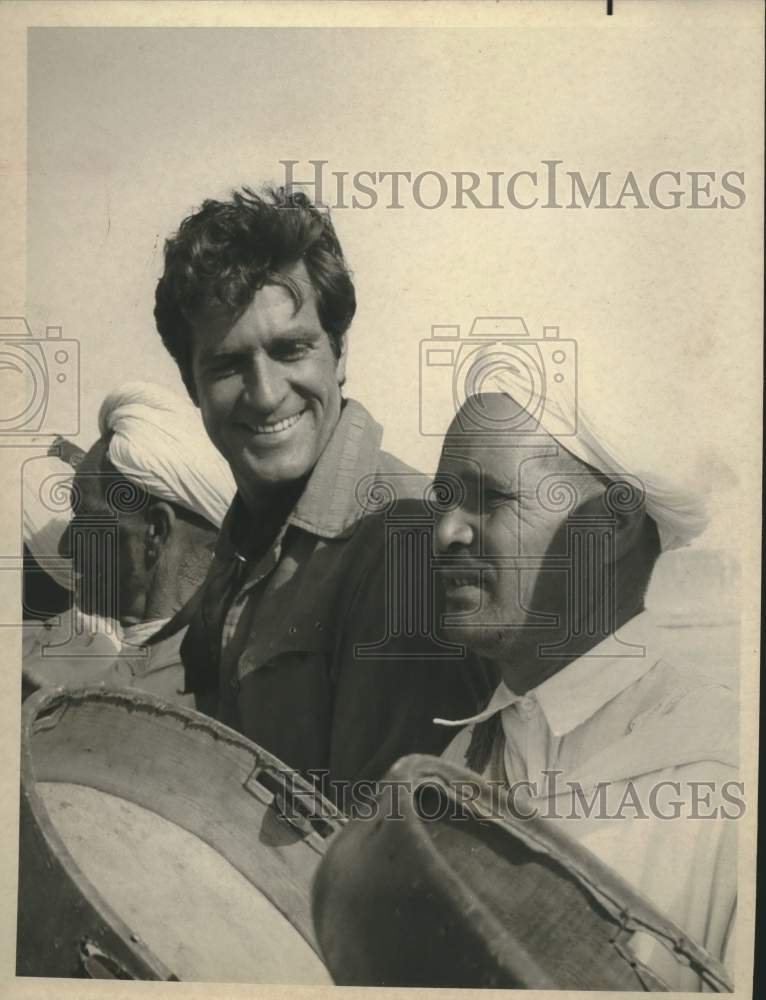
191, 261, 346, 509
153, 186, 491, 795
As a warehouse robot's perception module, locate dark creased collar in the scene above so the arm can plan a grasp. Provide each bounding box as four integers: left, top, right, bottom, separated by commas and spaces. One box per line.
215, 398, 384, 556
289, 398, 384, 538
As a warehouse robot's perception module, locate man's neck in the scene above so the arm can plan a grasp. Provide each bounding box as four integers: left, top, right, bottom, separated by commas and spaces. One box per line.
234, 478, 306, 560
498, 598, 646, 696
136, 588, 181, 626
135, 557, 209, 626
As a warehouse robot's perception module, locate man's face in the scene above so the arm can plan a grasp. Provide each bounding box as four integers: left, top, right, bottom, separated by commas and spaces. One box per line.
60, 438, 150, 623
433, 395, 601, 662
190, 261, 346, 502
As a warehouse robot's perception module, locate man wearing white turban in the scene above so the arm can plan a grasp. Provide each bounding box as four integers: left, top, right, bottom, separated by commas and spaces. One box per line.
21, 441, 124, 694
23, 381, 236, 705
433, 386, 738, 991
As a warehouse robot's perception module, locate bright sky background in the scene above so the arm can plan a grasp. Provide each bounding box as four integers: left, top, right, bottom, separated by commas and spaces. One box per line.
25, 21, 761, 552
0, 17, 759, 980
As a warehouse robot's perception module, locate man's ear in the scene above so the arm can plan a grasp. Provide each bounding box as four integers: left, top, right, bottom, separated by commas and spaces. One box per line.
185, 367, 200, 407
145, 501, 176, 566
574, 490, 648, 564
611, 505, 648, 562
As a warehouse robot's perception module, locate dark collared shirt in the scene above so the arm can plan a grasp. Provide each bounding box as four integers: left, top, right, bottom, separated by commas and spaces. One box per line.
182, 399, 493, 793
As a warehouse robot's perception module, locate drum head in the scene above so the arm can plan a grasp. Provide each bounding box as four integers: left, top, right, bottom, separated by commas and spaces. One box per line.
312, 754, 734, 991
18, 686, 343, 982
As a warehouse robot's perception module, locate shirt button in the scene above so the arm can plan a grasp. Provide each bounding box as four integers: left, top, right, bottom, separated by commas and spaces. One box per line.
288, 625, 298, 635
314, 621, 323, 632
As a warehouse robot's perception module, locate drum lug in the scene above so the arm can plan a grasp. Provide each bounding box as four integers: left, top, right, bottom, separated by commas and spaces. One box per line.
78, 938, 136, 979
243, 766, 341, 848
31, 701, 69, 734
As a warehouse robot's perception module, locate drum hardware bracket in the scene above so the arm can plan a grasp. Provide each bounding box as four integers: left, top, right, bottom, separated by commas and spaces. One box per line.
608, 920, 668, 991
243, 765, 339, 851
77, 938, 180, 982
30, 700, 69, 734
78, 938, 136, 980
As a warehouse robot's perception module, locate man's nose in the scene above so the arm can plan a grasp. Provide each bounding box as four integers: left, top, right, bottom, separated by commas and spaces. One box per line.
242, 356, 286, 413
434, 507, 475, 554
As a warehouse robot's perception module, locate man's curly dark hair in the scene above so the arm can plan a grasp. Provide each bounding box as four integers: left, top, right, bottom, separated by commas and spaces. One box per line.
154, 186, 356, 400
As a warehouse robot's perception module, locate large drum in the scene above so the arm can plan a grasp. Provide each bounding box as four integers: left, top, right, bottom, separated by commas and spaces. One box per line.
17, 686, 344, 982
312, 754, 734, 991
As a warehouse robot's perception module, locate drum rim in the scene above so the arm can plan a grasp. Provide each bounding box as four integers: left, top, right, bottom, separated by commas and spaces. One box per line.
23, 684, 344, 783
20, 685, 345, 981
20, 686, 177, 979
377, 753, 735, 992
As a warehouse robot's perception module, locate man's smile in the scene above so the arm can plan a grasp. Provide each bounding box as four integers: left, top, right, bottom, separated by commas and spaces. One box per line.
443, 573, 483, 590
441, 564, 494, 599
238, 407, 307, 438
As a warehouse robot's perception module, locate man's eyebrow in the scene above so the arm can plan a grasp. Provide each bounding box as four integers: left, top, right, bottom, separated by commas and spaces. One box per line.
480, 471, 517, 491
268, 326, 322, 342
196, 344, 246, 364
436, 463, 475, 483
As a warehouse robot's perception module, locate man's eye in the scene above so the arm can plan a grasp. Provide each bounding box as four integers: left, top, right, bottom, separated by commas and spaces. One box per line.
273, 341, 311, 362
205, 360, 239, 379
200, 350, 250, 378
484, 489, 518, 508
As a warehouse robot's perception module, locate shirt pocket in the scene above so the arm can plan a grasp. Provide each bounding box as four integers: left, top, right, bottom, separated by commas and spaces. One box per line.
231, 616, 335, 765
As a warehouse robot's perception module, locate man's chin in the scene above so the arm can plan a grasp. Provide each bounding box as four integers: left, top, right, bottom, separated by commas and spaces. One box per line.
73, 584, 118, 620
74, 598, 106, 621
235, 448, 315, 490
440, 619, 521, 659
441, 619, 498, 650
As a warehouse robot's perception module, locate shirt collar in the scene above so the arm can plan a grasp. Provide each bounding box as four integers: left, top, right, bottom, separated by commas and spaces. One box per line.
121, 617, 170, 649
436, 611, 662, 737
289, 399, 384, 538
215, 399, 384, 558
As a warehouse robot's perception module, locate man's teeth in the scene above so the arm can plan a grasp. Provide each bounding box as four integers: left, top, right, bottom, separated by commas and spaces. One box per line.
252, 411, 304, 435
447, 575, 480, 588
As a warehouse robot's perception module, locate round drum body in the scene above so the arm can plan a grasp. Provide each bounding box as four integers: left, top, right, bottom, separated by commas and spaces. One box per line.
312, 754, 734, 991
17, 686, 344, 982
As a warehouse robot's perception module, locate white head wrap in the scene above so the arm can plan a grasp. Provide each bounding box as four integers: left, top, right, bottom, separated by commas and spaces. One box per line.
99, 381, 236, 529
474, 350, 708, 551
23, 454, 76, 590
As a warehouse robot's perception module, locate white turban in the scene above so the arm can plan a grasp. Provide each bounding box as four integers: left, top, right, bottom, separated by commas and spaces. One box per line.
99, 381, 236, 529
23, 454, 76, 590
473, 348, 708, 552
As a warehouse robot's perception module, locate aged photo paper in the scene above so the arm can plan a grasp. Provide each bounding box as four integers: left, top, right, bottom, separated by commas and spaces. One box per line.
0, 2, 762, 999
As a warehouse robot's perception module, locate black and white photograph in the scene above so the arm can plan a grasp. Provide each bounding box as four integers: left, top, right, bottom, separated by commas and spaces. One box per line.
0, 1, 762, 996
